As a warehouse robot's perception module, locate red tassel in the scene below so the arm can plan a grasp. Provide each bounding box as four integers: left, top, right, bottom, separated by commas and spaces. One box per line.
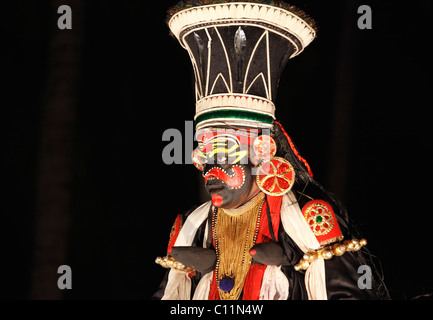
274, 121, 313, 178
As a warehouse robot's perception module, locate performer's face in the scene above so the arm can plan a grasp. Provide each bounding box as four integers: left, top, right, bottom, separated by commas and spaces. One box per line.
203, 162, 257, 209
197, 137, 259, 209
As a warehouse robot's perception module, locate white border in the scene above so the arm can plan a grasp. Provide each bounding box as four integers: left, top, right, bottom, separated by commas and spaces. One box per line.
169, 2, 316, 52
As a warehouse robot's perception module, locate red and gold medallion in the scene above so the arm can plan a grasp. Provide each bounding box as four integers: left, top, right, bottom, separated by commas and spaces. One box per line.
256, 157, 295, 196
302, 200, 343, 246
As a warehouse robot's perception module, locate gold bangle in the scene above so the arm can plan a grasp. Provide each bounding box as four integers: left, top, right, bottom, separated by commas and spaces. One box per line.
294, 238, 367, 271
155, 255, 196, 276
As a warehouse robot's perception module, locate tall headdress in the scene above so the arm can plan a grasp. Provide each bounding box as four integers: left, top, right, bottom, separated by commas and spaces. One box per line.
167, 0, 317, 130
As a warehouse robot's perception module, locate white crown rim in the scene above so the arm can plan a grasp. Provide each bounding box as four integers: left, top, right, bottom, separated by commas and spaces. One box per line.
195, 93, 275, 118
168, 2, 316, 50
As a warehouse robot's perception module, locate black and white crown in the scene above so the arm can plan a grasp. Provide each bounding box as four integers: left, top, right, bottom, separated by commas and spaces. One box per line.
168, 1, 316, 130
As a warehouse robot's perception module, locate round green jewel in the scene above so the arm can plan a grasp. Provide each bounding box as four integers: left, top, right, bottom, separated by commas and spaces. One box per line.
315, 216, 323, 223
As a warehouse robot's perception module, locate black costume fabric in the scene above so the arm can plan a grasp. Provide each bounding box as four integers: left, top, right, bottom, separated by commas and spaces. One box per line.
153, 202, 377, 300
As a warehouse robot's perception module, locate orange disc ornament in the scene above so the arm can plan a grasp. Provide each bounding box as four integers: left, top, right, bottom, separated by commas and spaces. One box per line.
253, 135, 277, 160
256, 157, 295, 196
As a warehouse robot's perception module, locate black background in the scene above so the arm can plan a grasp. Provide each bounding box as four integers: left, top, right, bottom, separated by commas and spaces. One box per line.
2, 0, 432, 299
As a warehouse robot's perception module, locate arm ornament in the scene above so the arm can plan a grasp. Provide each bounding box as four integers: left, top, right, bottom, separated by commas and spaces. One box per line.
155, 256, 197, 278
294, 238, 367, 271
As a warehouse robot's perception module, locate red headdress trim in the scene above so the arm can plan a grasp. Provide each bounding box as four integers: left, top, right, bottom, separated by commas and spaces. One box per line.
274, 121, 313, 178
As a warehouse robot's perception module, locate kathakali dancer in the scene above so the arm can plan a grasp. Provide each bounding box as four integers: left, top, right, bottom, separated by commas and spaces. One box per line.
153, 0, 389, 300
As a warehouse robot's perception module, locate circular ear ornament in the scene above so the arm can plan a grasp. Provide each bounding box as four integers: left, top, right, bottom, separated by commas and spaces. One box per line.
191, 148, 206, 171
253, 135, 277, 160
256, 157, 295, 196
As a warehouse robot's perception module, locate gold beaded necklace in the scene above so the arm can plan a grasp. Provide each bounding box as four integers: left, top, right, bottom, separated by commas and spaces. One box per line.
212, 192, 265, 300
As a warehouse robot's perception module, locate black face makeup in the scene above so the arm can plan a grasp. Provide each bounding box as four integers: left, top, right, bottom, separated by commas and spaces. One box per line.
203, 163, 255, 209
193, 134, 259, 209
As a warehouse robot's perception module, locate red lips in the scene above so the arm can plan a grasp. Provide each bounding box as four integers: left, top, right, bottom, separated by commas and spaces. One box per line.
204, 165, 245, 190
211, 194, 223, 207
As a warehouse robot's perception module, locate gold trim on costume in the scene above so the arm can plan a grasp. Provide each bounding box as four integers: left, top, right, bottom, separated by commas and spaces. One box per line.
213, 192, 265, 300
